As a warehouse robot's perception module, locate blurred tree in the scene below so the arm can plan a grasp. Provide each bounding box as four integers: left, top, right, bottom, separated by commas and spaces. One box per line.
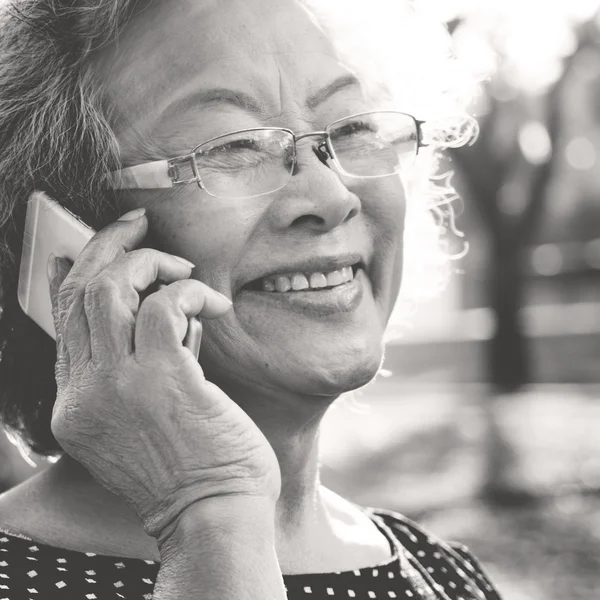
450, 14, 599, 390
440, 4, 600, 502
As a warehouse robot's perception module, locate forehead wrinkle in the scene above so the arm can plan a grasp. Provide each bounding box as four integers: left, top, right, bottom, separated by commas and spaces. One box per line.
94, 0, 361, 158
161, 87, 271, 125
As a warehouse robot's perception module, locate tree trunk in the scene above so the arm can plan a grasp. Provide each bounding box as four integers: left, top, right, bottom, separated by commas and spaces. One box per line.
488, 231, 529, 392
480, 212, 539, 505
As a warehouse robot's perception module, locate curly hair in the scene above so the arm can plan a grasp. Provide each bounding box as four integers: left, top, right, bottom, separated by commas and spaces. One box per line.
0, 0, 476, 459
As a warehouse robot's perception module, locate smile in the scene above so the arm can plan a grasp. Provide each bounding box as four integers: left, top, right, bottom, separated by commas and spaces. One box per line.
244, 260, 362, 293
240, 267, 366, 316
260, 265, 356, 293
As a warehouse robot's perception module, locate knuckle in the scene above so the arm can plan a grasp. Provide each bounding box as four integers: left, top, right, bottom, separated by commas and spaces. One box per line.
50, 299, 61, 326
50, 401, 78, 444
54, 353, 68, 382
113, 371, 138, 403
84, 275, 120, 300
56, 283, 78, 320
57, 278, 80, 302
127, 247, 159, 271
83, 277, 122, 319
140, 292, 172, 317
160, 279, 204, 313
131, 247, 156, 262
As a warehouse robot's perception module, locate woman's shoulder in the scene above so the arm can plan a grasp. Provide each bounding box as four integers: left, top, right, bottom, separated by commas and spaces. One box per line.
364, 506, 502, 599
0, 465, 161, 562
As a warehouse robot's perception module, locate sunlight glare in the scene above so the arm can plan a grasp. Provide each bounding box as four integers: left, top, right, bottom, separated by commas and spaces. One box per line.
519, 121, 552, 165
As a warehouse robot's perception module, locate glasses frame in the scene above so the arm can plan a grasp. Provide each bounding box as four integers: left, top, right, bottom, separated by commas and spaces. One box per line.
107, 110, 428, 198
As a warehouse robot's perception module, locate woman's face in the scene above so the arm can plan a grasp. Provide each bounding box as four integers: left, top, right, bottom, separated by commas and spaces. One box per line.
99, 0, 405, 400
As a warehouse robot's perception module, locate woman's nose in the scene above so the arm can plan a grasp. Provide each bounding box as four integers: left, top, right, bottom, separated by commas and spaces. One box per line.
267, 143, 361, 233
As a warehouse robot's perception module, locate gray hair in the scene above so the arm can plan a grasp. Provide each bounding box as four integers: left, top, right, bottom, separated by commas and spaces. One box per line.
0, 0, 143, 457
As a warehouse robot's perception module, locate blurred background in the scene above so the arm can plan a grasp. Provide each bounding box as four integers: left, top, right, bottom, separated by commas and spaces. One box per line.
2, 1, 600, 598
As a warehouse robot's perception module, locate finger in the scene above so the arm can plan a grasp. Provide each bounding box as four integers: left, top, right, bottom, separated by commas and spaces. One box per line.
159, 282, 204, 360
56, 208, 148, 365
64, 207, 149, 285
134, 279, 232, 360
48, 255, 71, 324
48, 256, 74, 389
82, 249, 196, 359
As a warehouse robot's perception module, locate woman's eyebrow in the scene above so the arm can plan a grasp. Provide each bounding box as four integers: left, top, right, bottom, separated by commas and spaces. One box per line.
164, 74, 363, 120
306, 74, 363, 110
158, 88, 267, 122
184, 88, 266, 115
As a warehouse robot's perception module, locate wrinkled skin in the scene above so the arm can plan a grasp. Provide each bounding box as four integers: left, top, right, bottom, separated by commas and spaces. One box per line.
49, 216, 280, 544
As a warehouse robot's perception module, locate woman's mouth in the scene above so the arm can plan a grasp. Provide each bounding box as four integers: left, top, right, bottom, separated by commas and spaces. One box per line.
240, 264, 366, 316
244, 263, 360, 293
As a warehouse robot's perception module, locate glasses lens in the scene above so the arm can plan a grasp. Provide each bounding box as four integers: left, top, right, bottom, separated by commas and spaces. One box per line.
194, 129, 295, 199
327, 112, 418, 177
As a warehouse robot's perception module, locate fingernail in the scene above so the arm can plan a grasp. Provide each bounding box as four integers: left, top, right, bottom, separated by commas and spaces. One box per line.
47, 253, 57, 281
117, 207, 146, 222
172, 255, 195, 269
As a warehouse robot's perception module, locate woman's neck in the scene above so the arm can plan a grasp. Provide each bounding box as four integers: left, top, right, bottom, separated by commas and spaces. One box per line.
206, 375, 333, 533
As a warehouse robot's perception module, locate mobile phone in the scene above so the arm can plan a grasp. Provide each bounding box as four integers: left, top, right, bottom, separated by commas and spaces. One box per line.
18, 190, 94, 340
18, 190, 202, 358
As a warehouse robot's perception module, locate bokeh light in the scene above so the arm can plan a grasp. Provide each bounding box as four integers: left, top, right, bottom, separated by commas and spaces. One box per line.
565, 136, 597, 170
519, 121, 552, 165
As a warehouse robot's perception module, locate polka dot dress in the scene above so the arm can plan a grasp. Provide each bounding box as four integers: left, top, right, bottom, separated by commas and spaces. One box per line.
0, 507, 502, 599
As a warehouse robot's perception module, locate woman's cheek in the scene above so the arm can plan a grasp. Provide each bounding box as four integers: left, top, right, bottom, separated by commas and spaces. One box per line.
354, 177, 405, 316
350, 176, 406, 227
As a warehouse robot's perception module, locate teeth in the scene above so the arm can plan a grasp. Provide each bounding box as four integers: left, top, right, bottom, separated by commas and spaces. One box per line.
309, 273, 328, 288
291, 274, 309, 290
263, 279, 276, 292
340, 267, 353, 283
326, 270, 344, 286
260, 266, 357, 292
275, 275, 292, 292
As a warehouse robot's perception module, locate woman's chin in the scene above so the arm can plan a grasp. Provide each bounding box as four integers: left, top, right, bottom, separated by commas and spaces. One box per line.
278, 339, 385, 397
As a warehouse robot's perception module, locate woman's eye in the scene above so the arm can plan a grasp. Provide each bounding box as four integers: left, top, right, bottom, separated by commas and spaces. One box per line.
196, 138, 269, 172
332, 120, 378, 139
214, 138, 261, 153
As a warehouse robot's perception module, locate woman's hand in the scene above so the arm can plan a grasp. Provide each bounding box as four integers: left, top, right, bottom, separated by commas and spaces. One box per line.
47, 208, 281, 546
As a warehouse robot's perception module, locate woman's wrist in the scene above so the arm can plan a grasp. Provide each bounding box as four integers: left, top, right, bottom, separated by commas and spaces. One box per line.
157, 495, 277, 561
153, 495, 285, 600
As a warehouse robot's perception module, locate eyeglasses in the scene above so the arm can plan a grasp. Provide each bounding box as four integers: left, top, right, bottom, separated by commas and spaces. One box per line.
107, 110, 427, 200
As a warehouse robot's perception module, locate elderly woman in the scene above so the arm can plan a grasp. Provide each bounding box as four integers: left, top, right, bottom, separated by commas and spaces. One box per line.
0, 0, 500, 598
